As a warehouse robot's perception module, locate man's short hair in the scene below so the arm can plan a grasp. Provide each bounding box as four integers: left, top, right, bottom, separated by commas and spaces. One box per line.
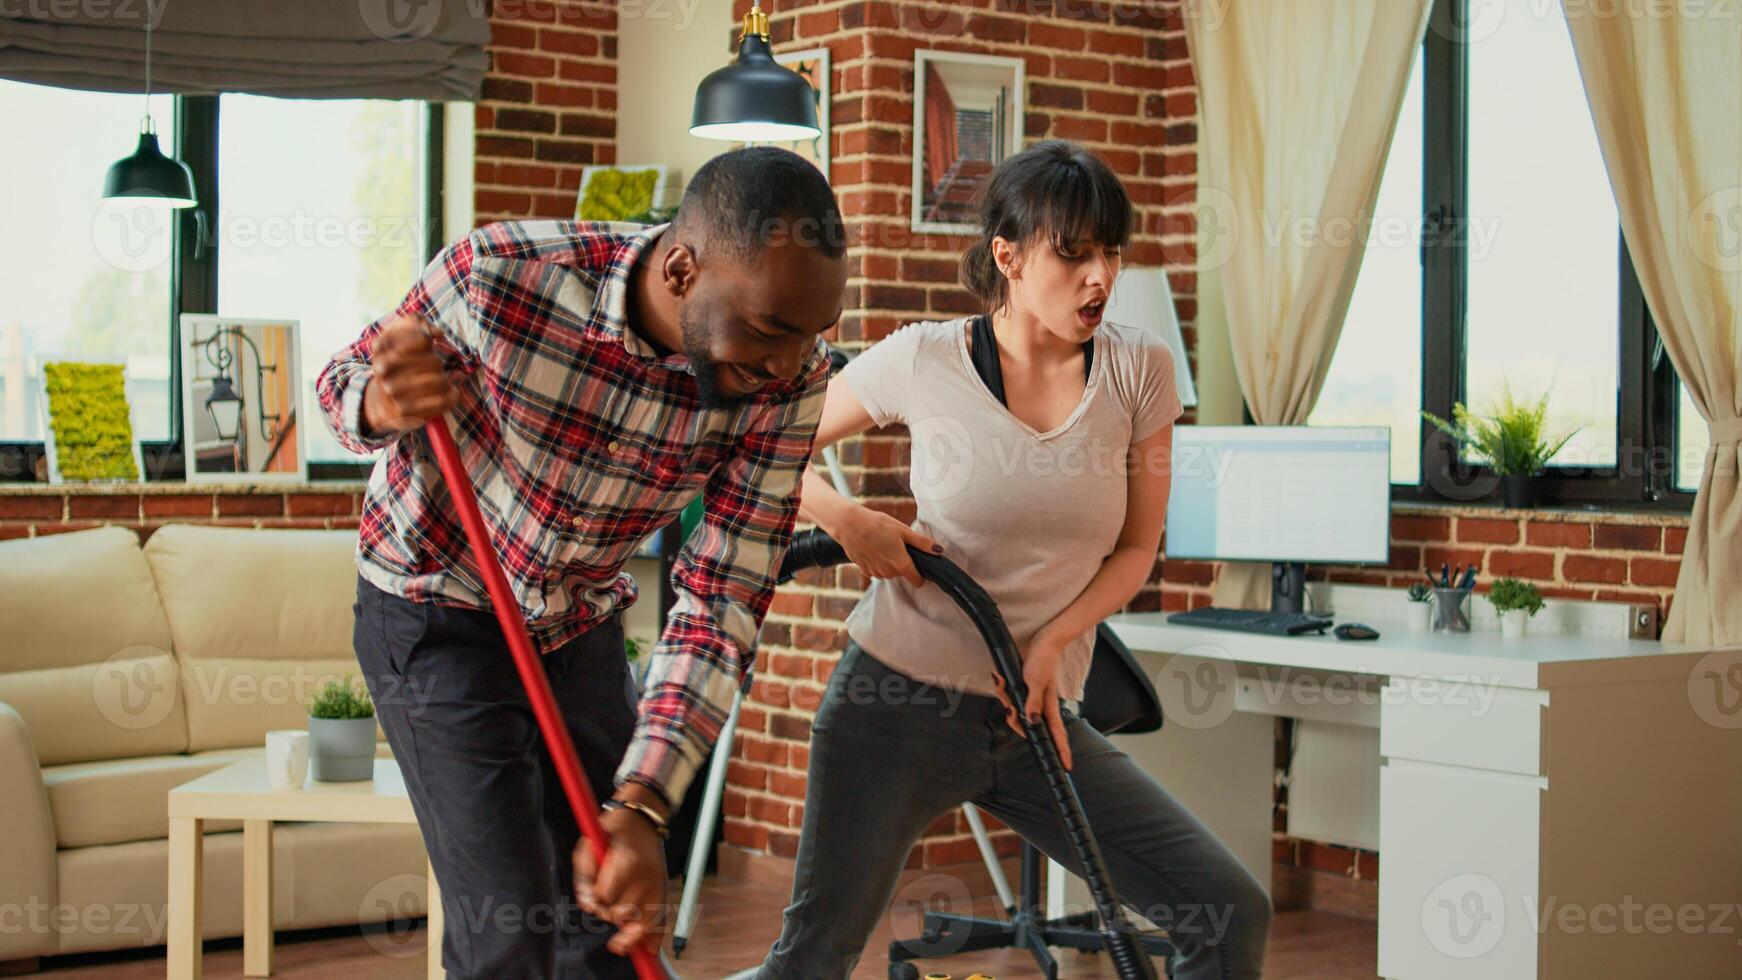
674, 146, 847, 262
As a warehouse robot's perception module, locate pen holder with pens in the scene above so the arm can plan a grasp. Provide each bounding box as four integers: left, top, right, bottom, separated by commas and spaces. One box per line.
1433, 587, 1473, 632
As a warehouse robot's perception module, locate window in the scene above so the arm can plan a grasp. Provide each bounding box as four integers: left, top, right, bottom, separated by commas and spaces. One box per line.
0, 81, 177, 444
0, 84, 438, 481
1312, 0, 1692, 508
216, 95, 430, 465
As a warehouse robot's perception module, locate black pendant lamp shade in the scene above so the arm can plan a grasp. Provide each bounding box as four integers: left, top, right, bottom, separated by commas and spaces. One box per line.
690, 5, 820, 143
102, 0, 198, 208
103, 128, 198, 207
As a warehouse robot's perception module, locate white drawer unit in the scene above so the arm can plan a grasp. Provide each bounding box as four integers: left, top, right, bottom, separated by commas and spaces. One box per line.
1380, 682, 1547, 777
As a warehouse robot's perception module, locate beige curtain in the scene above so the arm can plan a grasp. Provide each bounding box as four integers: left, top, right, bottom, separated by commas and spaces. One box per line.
1563, 8, 1742, 644
1184, 0, 1433, 608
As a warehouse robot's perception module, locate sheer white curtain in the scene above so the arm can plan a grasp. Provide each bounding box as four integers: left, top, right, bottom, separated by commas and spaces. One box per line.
1184, 0, 1433, 608
1563, 4, 1742, 643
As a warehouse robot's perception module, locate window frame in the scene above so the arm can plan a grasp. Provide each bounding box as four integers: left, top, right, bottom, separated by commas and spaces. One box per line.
0, 94, 444, 484
1384, 0, 1693, 512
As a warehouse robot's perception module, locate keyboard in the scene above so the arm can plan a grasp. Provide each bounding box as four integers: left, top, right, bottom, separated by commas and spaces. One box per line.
1166, 607, 1334, 636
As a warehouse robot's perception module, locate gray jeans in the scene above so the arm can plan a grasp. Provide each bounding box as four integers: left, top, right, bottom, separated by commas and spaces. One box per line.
352, 576, 641, 980
755, 644, 1271, 980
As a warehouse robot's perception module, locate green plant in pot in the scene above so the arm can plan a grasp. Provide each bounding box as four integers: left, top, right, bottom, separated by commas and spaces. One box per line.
307, 676, 376, 782
1422, 385, 1581, 509
1405, 581, 1434, 631
1487, 577, 1544, 640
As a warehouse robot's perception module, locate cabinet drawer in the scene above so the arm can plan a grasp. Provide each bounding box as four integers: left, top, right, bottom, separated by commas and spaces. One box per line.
1381, 682, 1546, 776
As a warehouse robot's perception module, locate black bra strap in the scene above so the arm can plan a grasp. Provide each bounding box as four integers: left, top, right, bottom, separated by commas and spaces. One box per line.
968, 315, 1092, 409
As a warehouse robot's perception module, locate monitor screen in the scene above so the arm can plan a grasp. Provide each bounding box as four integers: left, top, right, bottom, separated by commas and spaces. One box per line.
1165, 426, 1391, 565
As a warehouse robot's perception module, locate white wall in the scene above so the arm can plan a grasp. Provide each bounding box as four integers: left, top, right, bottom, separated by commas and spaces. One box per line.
616, 0, 736, 207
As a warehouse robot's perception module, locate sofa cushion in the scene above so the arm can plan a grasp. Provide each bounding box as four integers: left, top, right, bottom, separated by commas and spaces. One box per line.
42, 753, 241, 848
177, 658, 369, 753
0, 525, 176, 673
144, 525, 363, 752
0, 652, 188, 766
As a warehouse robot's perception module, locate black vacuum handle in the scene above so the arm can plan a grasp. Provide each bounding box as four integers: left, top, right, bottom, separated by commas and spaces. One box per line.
775, 528, 1159, 980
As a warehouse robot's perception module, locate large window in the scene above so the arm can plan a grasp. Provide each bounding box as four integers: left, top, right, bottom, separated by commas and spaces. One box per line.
1311, 0, 1693, 508
0, 81, 437, 480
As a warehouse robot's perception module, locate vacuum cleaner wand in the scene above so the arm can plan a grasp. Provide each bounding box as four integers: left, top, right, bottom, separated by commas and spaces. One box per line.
425, 418, 666, 980
777, 530, 1159, 980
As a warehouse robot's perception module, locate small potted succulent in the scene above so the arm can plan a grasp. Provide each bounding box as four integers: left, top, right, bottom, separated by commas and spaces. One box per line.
1405, 582, 1434, 632
307, 676, 376, 782
1487, 578, 1545, 640
1422, 386, 1581, 509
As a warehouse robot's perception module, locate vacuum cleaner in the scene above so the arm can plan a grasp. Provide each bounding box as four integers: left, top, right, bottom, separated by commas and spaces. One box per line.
428, 412, 1160, 980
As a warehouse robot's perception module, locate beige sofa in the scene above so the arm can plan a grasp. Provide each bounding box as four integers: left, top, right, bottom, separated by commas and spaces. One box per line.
0, 524, 426, 966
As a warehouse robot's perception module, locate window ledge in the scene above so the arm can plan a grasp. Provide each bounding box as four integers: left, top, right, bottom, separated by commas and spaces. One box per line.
1394, 500, 1688, 528
0, 481, 368, 496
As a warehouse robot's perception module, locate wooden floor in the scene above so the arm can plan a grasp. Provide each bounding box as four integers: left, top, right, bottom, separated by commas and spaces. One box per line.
22, 873, 1377, 979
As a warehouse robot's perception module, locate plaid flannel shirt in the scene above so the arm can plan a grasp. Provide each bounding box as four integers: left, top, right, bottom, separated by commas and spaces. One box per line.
316, 220, 829, 807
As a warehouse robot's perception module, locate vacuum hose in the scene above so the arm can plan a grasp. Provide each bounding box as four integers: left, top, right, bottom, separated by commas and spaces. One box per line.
778, 530, 1159, 980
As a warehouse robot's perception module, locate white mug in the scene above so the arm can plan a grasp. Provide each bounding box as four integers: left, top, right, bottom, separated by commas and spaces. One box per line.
265, 729, 310, 791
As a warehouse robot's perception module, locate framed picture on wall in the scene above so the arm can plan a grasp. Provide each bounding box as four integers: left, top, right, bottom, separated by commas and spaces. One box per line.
774, 47, 831, 182
911, 50, 1026, 235
576, 165, 671, 222
179, 316, 306, 485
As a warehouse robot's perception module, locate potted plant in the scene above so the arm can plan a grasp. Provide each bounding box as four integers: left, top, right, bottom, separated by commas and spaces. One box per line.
1405, 582, 1434, 631
1422, 385, 1581, 509
1487, 578, 1544, 640
307, 676, 376, 782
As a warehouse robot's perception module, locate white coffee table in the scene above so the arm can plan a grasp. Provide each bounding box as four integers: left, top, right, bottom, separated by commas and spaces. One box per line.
165, 757, 442, 979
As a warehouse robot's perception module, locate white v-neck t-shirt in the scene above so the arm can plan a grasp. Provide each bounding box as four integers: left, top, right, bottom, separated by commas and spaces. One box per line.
837, 317, 1183, 699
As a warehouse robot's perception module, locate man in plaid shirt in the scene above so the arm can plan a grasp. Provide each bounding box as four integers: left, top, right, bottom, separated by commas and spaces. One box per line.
318, 148, 846, 978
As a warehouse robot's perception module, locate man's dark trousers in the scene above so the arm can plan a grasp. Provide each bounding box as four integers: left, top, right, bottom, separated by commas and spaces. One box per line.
353, 575, 641, 979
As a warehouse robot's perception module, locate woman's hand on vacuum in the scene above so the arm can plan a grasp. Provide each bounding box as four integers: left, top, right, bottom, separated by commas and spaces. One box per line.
991, 636, 1073, 771
574, 796, 670, 957
834, 506, 941, 590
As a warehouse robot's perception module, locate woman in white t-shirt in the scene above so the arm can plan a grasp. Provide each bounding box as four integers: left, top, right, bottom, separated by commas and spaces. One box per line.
752, 141, 1271, 980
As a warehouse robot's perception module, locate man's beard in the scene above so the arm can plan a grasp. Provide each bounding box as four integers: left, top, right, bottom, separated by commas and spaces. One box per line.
679, 304, 742, 409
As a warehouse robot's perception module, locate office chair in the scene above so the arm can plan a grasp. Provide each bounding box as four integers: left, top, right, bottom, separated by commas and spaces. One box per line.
885, 622, 1175, 980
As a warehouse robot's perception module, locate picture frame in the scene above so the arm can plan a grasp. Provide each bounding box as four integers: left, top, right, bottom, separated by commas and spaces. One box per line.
911, 50, 1026, 235
774, 47, 831, 183
576, 165, 672, 222
179, 315, 306, 485
37, 356, 144, 484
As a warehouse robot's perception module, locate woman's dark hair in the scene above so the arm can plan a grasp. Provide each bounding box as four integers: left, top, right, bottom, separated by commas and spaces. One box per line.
960, 140, 1135, 314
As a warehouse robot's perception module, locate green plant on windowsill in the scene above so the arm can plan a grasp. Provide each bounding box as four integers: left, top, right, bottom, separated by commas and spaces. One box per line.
1422, 384, 1582, 508
308, 676, 375, 720
42, 361, 140, 482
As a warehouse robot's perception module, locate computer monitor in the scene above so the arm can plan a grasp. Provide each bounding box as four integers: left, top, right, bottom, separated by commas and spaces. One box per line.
1165, 426, 1391, 612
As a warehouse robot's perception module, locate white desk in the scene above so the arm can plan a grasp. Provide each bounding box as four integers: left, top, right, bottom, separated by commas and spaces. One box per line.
1095, 611, 1740, 979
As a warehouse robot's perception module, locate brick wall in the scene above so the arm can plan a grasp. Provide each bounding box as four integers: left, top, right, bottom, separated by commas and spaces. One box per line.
0, 487, 365, 542
475, 0, 620, 225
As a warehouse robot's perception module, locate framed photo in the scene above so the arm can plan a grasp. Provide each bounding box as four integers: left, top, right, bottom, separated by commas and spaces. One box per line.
179, 316, 306, 484
37, 356, 144, 484
911, 50, 1026, 235
774, 47, 831, 182
576, 165, 671, 222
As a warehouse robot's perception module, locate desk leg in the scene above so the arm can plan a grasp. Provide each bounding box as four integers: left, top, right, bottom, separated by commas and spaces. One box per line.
167, 817, 204, 980
426, 860, 444, 980
243, 820, 274, 977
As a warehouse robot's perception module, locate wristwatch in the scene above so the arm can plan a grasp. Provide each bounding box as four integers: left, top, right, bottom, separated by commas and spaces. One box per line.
602, 799, 670, 838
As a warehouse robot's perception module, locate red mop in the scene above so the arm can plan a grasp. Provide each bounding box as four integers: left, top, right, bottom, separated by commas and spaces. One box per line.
425, 417, 666, 980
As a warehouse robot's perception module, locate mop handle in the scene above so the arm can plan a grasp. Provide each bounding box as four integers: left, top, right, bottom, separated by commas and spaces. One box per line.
425, 418, 665, 980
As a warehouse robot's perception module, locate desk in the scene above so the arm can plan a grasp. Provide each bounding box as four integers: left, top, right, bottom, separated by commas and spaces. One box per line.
1096, 612, 1740, 979
165, 758, 441, 980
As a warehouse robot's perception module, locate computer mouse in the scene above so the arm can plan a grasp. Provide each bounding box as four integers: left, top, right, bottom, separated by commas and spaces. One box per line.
1333, 622, 1380, 641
